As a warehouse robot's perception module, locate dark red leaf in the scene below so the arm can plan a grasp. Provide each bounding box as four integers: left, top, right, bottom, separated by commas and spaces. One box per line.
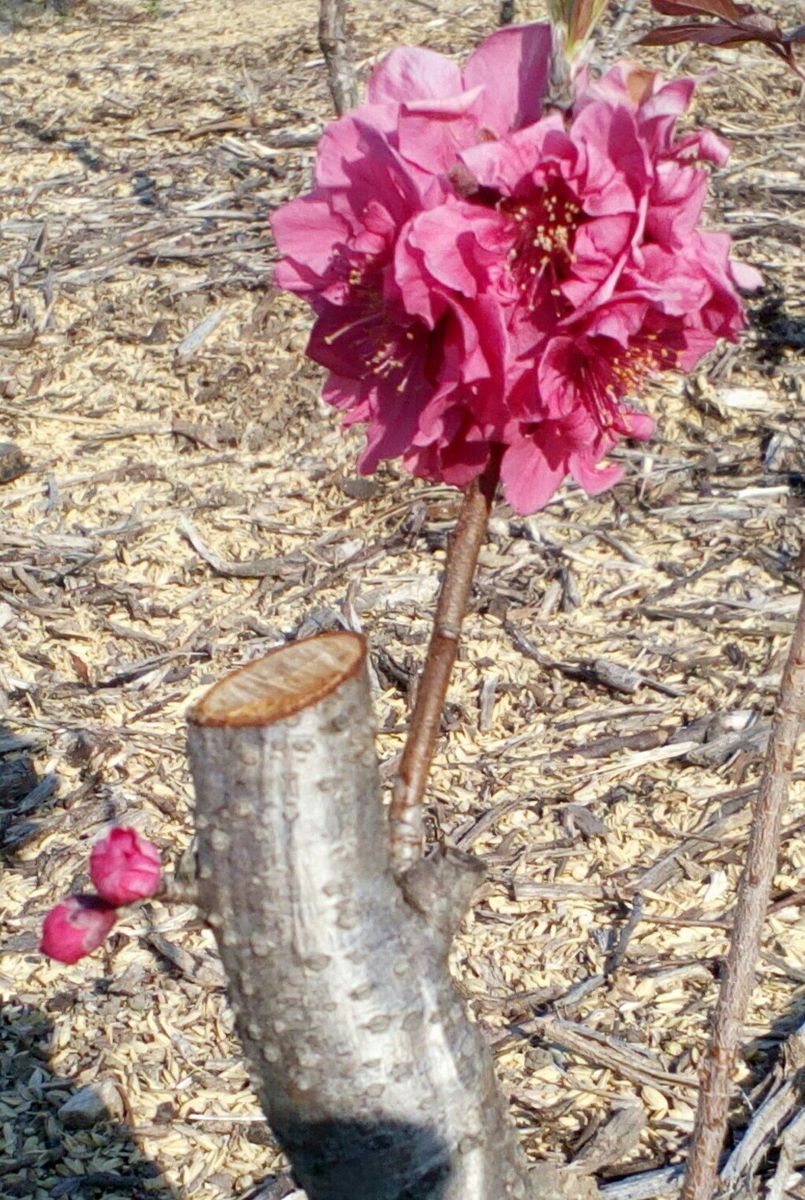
643, 0, 804, 76
649, 0, 747, 23
637, 20, 772, 44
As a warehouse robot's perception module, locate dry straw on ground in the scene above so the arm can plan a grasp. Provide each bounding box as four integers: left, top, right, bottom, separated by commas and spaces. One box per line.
1, 0, 804, 1197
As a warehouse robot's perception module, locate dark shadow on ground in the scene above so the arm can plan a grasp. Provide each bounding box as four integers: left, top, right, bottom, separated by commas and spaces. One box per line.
0, 719, 56, 859
0, 718, 122, 865
744, 993, 805, 1092
273, 1115, 452, 1200
0, 1001, 180, 1199
713, 990, 805, 1188
751, 287, 805, 362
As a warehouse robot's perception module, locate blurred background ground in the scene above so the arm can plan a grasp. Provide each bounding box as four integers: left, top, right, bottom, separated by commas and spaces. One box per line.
1, 0, 804, 1196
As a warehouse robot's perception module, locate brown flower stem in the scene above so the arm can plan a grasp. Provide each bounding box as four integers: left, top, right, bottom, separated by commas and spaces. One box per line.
682, 555, 805, 1200
388, 453, 501, 878
155, 876, 198, 907
318, 0, 358, 117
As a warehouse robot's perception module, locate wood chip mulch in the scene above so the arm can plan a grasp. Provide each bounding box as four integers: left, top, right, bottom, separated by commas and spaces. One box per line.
1, 0, 803, 1197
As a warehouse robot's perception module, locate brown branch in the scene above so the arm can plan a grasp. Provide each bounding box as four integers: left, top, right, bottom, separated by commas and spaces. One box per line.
682, 557, 805, 1200
388, 455, 501, 876
318, 0, 358, 117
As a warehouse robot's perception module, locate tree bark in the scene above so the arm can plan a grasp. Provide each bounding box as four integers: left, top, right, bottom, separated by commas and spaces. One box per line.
187, 633, 564, 1200
318, 0, 358, 117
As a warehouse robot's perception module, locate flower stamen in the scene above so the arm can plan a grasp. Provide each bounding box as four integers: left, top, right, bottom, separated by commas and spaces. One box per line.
499, 179, 583, 314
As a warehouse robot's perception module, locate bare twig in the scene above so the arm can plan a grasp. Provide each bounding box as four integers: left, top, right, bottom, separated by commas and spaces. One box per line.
495, 1015, 699, 1095
682, 559, 805, 1200
600, 1165, 684, 1199
570, 1104, 647, 1176
610, 0, 641, 37
605, 895, 646, 976
767, 1106, 805, 1200
179, 515, 285, 579
599, 1013, 805, 1199
719, 1016, 805, 1189
388, 456, 500, 876
318, 0, 358, 117
504, 619, 684, 697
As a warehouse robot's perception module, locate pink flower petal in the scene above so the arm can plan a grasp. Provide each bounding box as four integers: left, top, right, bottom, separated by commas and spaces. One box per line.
367, 46, 463, 105
501, 438, 566, 513
403, 203, 481, 299
397, 88, 484, 175
462, 23, 552, 134
730, 259, 764, 292
572, 102, 650, 216
569, 452, 624, 495
271, 194, 352, 288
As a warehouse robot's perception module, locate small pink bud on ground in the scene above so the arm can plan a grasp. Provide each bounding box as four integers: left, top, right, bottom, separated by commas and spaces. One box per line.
90, 826, 162, 906
40, 896, 118, 964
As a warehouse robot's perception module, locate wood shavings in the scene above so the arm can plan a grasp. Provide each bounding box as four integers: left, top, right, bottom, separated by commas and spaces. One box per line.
0, 1, 803, 1198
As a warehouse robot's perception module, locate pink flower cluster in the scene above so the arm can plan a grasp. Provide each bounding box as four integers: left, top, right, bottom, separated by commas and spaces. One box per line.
272, 25, 760, 513
40, 828, 162, 965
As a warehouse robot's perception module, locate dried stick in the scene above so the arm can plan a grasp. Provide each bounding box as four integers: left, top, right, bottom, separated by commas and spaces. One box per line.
719, 1015, 805, 1188
388, 456, 501, 876
682, 562, 805, 1200
318, 0, 358, 117
610, 0, 642, 37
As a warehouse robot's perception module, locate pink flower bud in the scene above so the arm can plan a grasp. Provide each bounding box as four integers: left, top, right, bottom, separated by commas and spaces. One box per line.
90, 827, 162, 907
40, 895, 118, 964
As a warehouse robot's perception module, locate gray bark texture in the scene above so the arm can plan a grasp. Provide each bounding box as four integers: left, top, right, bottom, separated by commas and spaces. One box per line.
186, 633, 571, 1200
318, 0, 358, 117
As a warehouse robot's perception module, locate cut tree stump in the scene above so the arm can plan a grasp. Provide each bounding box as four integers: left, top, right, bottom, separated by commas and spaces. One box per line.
187, 632, 586, 1200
